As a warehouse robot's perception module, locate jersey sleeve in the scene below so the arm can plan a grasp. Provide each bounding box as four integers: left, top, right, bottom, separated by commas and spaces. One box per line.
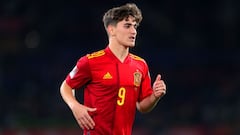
65, 56, 91, 89
138, 62, 153, 101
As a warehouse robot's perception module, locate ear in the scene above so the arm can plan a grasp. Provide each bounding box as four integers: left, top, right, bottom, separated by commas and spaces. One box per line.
107, 25, 115, 36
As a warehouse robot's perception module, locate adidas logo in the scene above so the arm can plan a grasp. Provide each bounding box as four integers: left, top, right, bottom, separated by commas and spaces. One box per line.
103, 72, 113, 79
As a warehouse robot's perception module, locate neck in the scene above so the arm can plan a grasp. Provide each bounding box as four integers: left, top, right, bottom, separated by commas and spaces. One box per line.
108, 42, 129, 63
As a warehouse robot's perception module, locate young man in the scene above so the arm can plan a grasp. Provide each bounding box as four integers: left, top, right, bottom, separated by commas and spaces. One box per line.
60, 3, 166, 135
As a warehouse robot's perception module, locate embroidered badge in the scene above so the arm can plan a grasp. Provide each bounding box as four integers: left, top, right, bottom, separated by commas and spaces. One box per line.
133, 70, 142, 87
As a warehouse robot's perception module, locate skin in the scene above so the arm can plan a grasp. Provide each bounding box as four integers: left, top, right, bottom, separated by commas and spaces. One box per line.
107, 16, 138, 62
60, 16, 167, 130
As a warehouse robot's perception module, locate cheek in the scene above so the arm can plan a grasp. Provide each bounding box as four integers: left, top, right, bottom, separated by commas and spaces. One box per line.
116, 32, 126, 39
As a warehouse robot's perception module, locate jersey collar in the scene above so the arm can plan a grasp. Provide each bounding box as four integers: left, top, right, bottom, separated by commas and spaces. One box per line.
105, 46, 130, 64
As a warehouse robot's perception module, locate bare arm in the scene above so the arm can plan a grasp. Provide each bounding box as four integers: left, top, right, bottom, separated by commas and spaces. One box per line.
137, 74, 166, 113
60, 80, 96, 129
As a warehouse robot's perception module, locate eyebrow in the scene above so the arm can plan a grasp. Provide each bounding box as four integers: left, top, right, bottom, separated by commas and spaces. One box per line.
124, 22, 139, 28
124, 22, 137, 26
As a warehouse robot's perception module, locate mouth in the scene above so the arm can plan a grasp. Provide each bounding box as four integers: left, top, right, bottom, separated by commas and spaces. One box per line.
129, 36, 135, 41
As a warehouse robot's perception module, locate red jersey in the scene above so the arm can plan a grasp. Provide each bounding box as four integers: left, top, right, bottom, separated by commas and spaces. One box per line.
65, 47, 153, 135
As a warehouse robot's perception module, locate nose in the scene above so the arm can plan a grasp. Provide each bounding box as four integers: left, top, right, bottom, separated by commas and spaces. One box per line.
130, 26, 137, 35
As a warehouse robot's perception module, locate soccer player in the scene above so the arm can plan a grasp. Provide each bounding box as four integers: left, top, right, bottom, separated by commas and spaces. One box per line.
60, 3, 167, 135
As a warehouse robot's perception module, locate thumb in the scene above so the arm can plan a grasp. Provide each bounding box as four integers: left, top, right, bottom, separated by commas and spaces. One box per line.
155, 74, 161, 81
87, 107, 97, 112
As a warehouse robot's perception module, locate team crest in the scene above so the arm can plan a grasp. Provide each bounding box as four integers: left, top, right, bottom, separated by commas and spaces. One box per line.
133, 70, 142, 87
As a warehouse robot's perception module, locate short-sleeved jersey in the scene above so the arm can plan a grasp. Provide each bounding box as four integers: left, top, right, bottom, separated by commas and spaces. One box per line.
65, 47, 153, 135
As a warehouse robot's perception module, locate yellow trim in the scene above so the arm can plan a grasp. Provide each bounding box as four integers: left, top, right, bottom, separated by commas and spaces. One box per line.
129, 54, 144, 61
87, 50, 105, 59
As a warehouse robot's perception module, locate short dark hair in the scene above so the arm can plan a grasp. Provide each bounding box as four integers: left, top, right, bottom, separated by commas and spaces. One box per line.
102, 3, 143, 29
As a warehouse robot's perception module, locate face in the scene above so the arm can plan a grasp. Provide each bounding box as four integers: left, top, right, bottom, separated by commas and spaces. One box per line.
109, 16, 138, 47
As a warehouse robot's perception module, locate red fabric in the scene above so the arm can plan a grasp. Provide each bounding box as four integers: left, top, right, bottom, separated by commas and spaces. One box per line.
65, 46, 153, 135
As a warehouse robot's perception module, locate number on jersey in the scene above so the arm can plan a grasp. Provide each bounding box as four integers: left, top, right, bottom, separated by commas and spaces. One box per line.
117, 87, 126, 106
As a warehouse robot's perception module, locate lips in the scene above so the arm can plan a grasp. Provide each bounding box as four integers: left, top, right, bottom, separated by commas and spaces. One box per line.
129, 36, 135, 40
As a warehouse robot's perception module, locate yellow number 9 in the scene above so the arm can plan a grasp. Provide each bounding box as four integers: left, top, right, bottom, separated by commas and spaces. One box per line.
117, 87, 126, 106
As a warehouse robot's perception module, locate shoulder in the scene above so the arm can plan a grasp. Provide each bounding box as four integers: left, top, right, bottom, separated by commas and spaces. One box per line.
129, 53, 146, 63
129, 53, 149, 73
86, 49, 106, 59
76, 49, 106, 64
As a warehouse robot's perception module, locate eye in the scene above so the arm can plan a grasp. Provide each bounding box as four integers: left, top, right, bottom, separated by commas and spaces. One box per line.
124, 24, 138, 30
124, 24, 131, 28
134, 24, 138, 29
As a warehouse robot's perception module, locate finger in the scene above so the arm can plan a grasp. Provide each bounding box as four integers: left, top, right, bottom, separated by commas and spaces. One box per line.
155, 90, 166, 97
79, 123, 84, 129
85, 115, 95, 129
162, 82, 166, 90
77, 119, 85, 129
161, 89, 166, 94
80, 116, 92, 130
155, 74, 161, 82
160, 83, 166, 90
158, 81, 166, 88
86, 107, 96, 129
87, 107, 97, 112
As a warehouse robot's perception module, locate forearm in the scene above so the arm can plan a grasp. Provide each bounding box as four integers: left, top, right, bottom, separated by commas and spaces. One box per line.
137, 74, 167, 113
137, 94, 161, 113
60, 81, 79, 109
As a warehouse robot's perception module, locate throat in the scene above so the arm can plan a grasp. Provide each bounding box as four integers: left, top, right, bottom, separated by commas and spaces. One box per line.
112, 50, 128, 63
108, 43, 129, 63
117, 54, 128, 63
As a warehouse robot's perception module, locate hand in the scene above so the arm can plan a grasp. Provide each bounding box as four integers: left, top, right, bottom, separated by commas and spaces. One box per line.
71, 103, 97, 130
152, 74, 166, 98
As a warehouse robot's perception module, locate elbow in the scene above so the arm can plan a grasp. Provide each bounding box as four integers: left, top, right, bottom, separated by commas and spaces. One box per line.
136, 103, 153, 114
138, 108, 152, 114
60, 80, 72, 96
60, 81, 66, 96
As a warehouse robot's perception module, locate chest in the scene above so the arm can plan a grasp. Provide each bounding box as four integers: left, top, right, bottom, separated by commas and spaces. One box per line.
90, 62, 143, 88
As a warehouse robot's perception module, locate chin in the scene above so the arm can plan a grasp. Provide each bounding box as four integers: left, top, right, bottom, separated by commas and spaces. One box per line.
126, 45, 135, 48
123, 42, 135, 47
128, 43, 135, 47
130, 45, 135, 48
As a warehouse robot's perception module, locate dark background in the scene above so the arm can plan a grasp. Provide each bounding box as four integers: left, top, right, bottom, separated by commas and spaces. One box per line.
0, 0, 240, 135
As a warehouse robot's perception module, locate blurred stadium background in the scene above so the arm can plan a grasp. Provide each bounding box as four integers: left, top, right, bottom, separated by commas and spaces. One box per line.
0, 0, 240, 135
